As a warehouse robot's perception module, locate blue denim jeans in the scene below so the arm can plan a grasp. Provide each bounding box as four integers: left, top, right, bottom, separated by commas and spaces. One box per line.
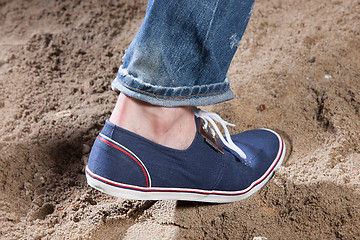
112, 0, 254, 107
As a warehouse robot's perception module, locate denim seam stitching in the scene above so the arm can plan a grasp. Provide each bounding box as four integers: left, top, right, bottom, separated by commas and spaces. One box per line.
202, 0, 219, 54
118, 78, 230, 101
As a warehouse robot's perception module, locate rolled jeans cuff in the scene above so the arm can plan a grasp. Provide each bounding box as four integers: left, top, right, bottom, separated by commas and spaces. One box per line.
112, 68, 234, 107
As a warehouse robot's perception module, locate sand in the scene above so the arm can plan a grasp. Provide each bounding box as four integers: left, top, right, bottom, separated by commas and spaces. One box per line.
0, 0, 359, 239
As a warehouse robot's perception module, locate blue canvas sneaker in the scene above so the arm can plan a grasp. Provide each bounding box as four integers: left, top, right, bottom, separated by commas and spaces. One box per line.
86, 109, 286, 203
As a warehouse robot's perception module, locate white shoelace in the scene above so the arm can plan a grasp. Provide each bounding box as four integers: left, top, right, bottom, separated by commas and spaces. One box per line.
194, 108, 247, 160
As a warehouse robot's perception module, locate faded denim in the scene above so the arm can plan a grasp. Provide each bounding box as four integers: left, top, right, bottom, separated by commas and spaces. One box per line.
112, 0, 254, 106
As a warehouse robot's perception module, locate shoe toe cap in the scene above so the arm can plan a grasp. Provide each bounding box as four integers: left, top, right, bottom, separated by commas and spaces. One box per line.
216, 129, 284, 191
231, 129, 283, 168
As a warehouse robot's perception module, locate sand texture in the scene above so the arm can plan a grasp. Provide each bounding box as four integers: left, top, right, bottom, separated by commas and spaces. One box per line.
0, 0, 359, 239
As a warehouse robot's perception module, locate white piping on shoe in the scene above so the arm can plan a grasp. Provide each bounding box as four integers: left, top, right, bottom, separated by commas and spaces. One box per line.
194, 108, 247, 160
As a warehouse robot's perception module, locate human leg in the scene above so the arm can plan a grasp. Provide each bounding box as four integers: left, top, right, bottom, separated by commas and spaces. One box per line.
109, 93, 196, 150
86, 0, 286, 203
107, 0, 256, 150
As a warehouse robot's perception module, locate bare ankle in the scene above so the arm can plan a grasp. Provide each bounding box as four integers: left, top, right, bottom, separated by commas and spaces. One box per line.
109, 94, 196, 150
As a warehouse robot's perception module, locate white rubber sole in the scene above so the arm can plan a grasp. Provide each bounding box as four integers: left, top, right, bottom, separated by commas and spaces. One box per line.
86, 131, 286, 203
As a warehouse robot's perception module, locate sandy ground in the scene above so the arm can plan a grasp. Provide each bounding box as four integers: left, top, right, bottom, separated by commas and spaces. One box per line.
0, 0, 359, 239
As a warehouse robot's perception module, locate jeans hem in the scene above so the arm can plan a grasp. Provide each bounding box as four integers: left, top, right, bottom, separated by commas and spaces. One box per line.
112, 72, 235, 107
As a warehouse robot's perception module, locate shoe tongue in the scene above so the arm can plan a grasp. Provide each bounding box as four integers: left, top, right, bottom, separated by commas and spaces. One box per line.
198, 118, 224, 154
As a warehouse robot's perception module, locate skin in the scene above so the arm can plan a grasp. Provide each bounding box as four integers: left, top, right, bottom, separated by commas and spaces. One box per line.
109, 93, 197, 150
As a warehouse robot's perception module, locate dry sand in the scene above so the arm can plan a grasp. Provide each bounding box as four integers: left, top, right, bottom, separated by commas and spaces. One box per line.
0, 0, 359, 239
